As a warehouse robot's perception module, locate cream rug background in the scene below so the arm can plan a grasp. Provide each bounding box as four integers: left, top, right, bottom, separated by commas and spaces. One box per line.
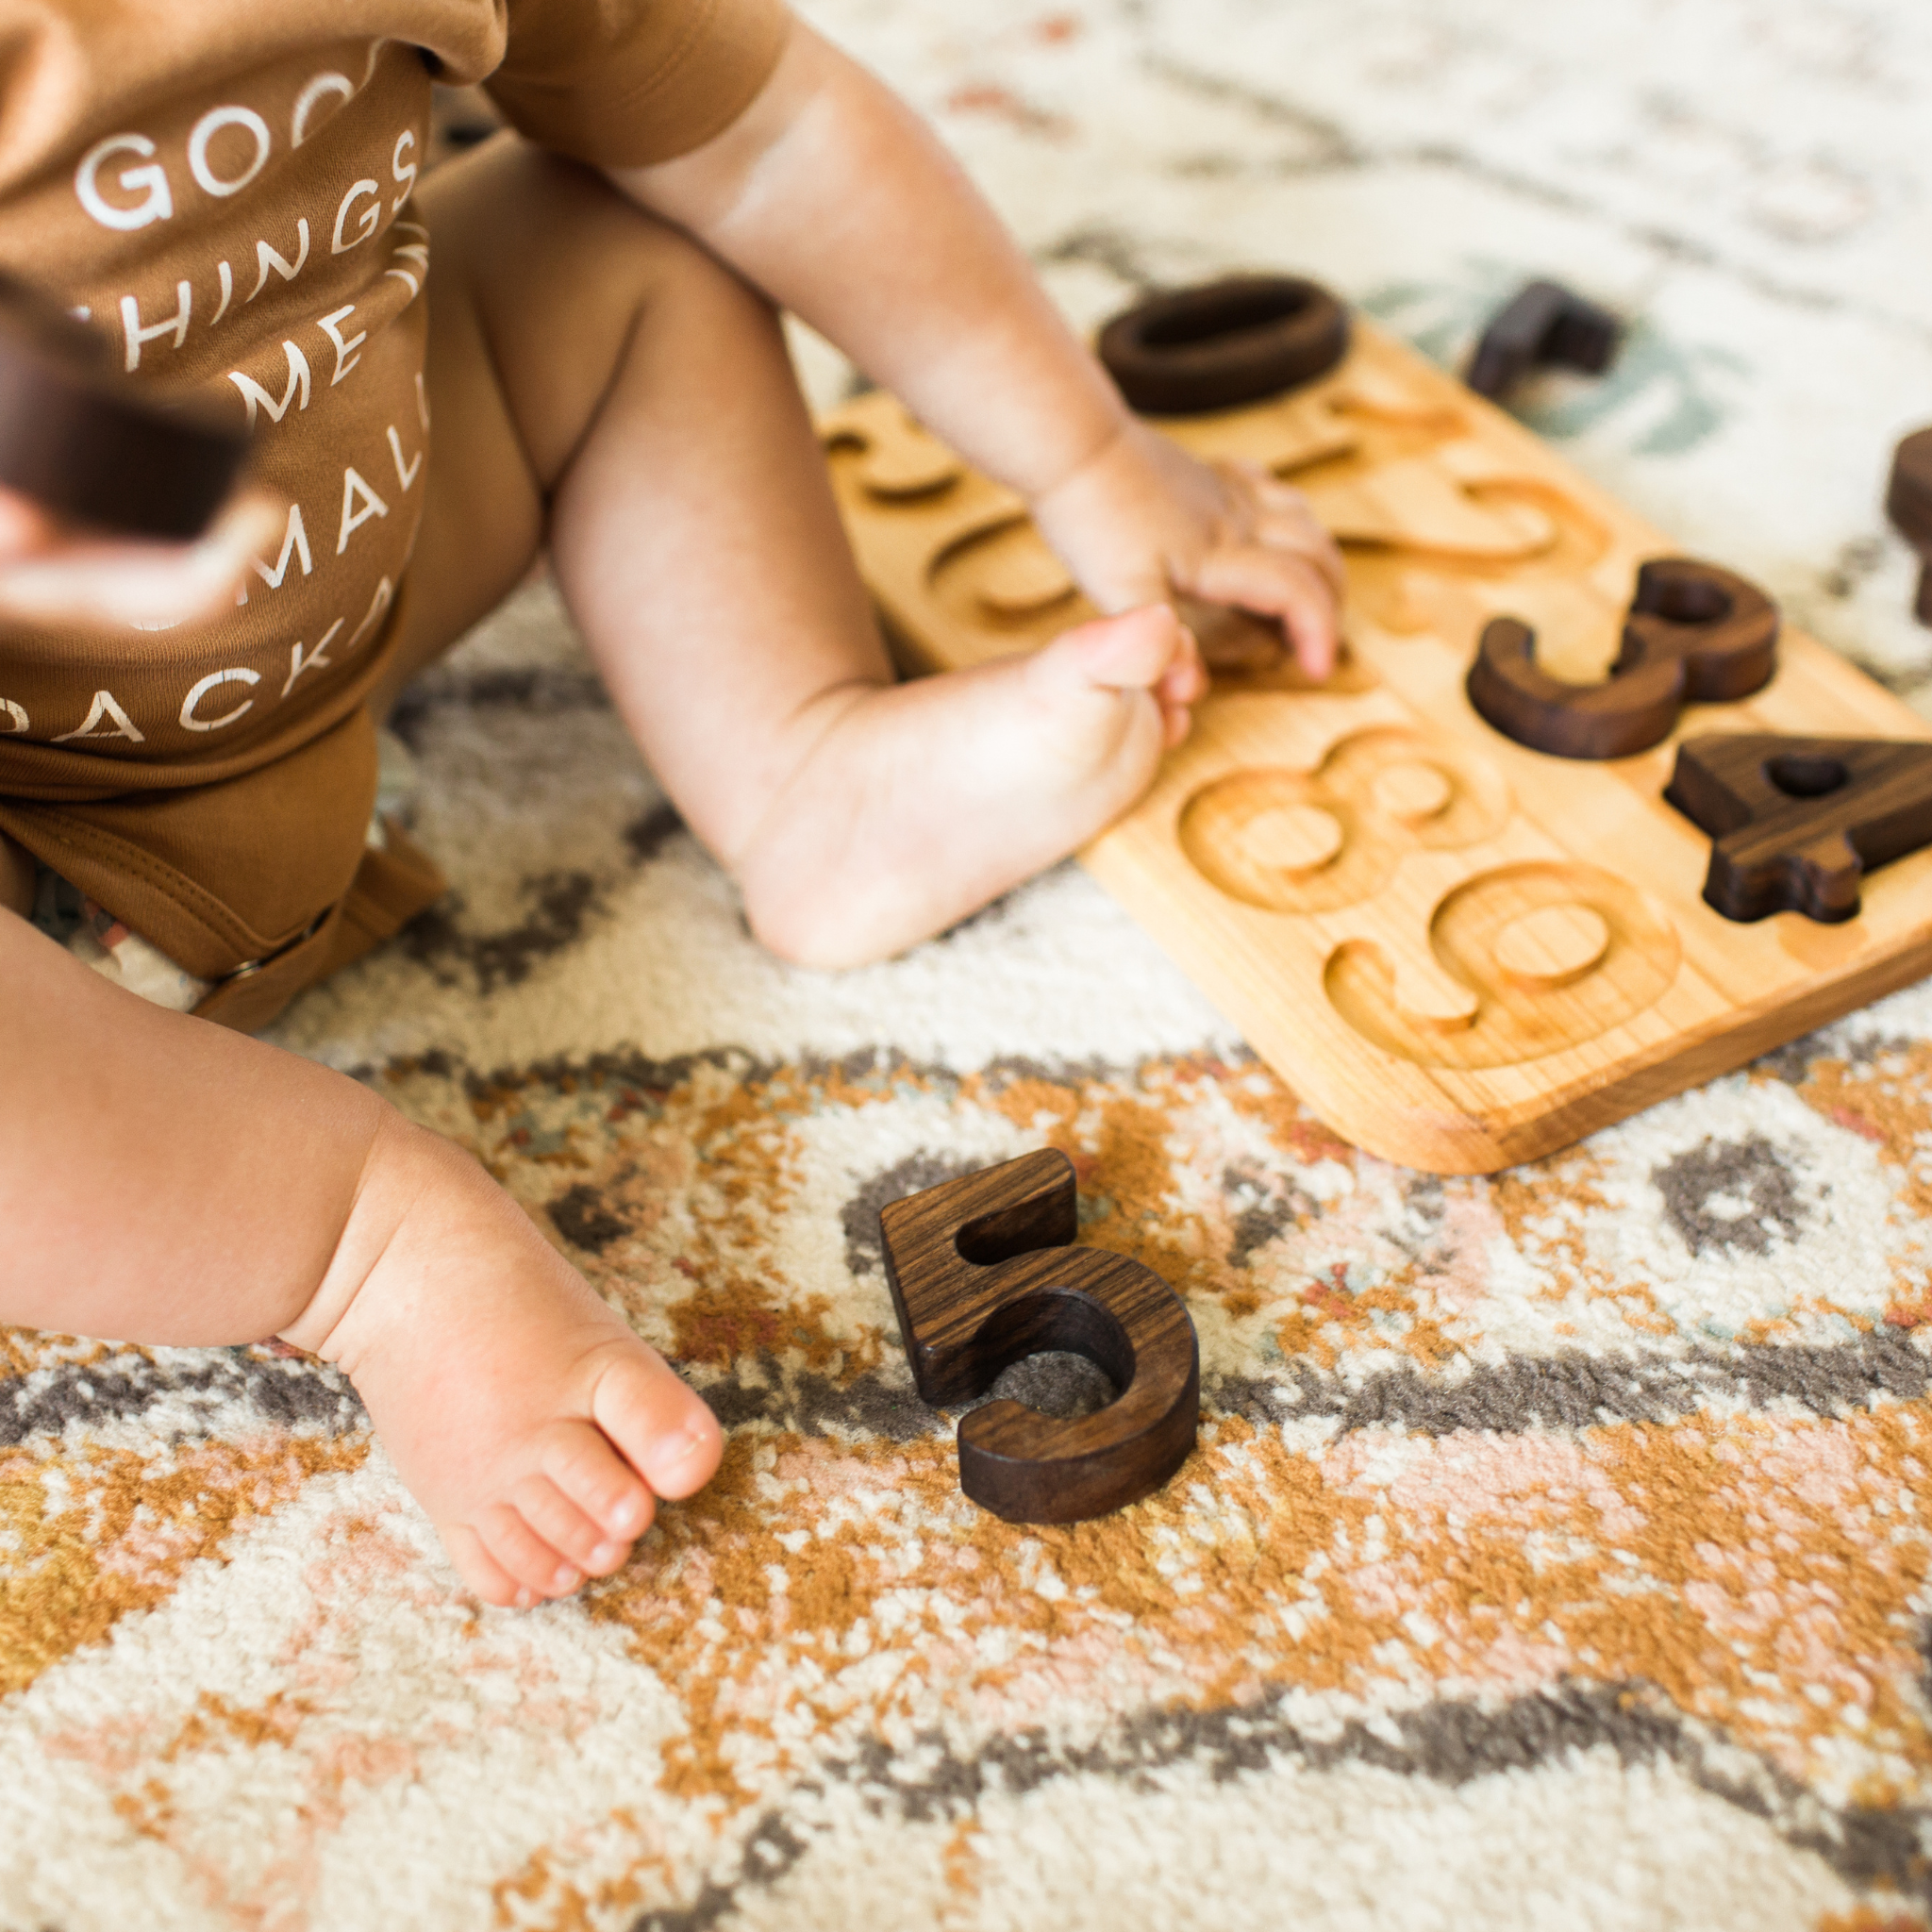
8, 3, 1932, 1927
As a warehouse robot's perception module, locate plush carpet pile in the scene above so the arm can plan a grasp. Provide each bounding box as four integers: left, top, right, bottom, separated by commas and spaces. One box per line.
8, 2, 1932, 1926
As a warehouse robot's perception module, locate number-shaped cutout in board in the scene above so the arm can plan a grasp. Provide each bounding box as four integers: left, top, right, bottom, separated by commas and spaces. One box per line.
1325, 861, 1680, 1069
1177, 727, 1511, 914
824, 407, 965, 501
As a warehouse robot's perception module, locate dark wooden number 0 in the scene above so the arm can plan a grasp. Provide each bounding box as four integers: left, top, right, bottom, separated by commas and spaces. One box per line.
878, 1149, 1200, 1524
1097, 275, 1350, 417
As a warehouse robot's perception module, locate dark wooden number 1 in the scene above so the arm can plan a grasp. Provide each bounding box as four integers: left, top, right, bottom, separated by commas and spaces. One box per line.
878, 1149, 1200, 1524
1096, 275, 1350, 416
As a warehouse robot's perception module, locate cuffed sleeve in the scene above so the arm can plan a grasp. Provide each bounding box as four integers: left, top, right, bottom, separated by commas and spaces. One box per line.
486, 0, 791, 168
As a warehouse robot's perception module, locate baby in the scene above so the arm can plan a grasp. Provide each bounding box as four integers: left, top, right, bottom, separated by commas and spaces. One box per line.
0, 0, 1341, 1607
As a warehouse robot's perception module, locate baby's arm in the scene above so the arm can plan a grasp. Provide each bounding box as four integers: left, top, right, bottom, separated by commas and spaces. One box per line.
0, 483, 284, 633
610, 20, 1342, 673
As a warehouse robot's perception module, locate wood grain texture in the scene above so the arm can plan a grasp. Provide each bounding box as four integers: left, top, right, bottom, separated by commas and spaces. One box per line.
1096, 275, 1350, 415
823, 319, 1932, 1174
878, 1149, 1199, 1524
1467, 557, 1778, 758
1666, 734, 1932, 923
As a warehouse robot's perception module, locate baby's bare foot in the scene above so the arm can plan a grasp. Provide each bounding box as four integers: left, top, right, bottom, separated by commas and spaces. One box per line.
284, 1116, 723, 1606
738, 603, 1204, 968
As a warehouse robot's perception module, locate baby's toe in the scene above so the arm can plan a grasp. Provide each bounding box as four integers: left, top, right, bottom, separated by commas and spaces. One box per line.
441, 1523, 525, 1609
478, 1500, 584, 1601
589, 1347, 724, 1502
541, 1413, 657, 1541
511, 1469, 632, 1576
1035, 605, 1187, 699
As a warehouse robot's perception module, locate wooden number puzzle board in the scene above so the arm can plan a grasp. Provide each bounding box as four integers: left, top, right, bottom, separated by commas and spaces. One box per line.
821, 320, 1932, 1174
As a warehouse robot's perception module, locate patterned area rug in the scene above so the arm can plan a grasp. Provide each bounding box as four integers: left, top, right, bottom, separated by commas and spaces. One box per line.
8, 3, 1932, 1926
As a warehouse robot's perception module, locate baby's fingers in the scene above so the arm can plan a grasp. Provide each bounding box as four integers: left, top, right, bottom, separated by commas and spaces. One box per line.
1224, 460, 1347, 602
1185, 544, 1341, 680
1253, 492, 1346, 600
1157, 618, 1206, 744
0, 486, 60, 562
0, 488, 285, 633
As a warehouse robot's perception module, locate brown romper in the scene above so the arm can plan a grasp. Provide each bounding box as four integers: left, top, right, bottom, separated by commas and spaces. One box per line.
0, 0, 787, 1029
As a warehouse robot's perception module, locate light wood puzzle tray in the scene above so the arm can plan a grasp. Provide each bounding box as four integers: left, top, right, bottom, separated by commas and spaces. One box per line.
821, 320, 1932, 1174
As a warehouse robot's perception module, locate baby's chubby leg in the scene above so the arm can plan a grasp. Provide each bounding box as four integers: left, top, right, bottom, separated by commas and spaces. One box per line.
0, 913, 722, 1607
0, 831, 31, 916
547, 223, 1206, 967
411, 139, 1205, 971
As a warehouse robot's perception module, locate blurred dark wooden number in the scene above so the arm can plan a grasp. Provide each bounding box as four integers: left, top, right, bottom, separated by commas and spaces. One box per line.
1465, 278, 1622, 403
1886, 427, 1932, 627
1098, 275, 1349, 415
0, 273, 248, 540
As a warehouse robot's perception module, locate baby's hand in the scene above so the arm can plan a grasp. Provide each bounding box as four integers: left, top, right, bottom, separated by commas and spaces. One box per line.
0, 483, 285, 632
1028, 419, 1345, 679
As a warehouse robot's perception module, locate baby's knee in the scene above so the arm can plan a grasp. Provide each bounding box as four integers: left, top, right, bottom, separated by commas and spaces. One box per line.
429, 132, 741, 309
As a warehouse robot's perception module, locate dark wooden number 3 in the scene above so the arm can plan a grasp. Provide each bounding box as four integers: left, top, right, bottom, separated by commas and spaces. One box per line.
879, 1149, 1200, 1524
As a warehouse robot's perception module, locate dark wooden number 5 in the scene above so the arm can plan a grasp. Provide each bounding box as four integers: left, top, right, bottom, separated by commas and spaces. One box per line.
879, 1149, 1200, 1524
